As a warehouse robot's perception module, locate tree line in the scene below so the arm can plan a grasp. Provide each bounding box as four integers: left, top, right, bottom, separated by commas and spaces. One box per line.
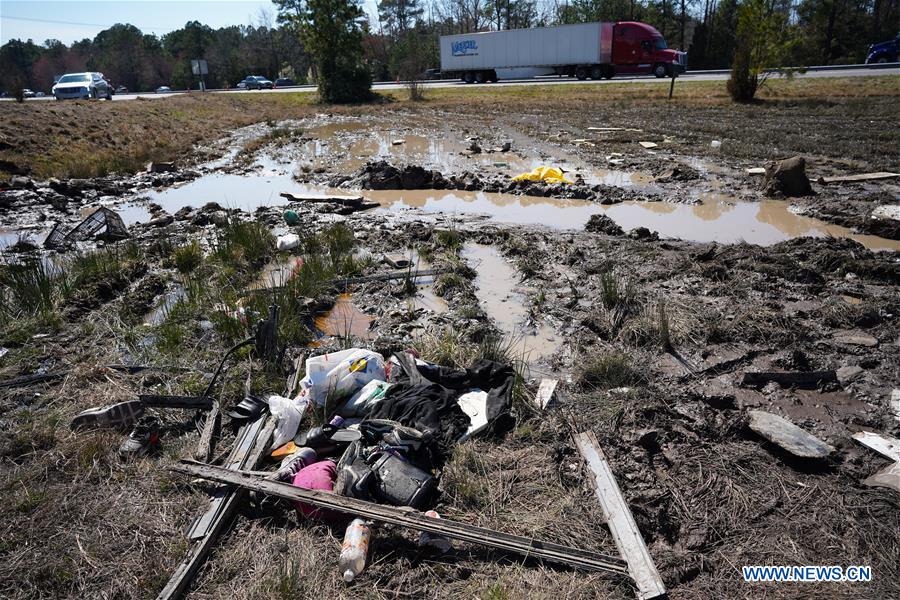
1, 0, 896, 96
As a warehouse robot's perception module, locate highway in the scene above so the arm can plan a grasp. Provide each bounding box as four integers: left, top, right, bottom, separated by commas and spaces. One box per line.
9, 64, 900, 102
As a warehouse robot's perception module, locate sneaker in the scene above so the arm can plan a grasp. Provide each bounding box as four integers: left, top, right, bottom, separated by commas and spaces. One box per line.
119, 417, 161, 458
71, 399, 144, 431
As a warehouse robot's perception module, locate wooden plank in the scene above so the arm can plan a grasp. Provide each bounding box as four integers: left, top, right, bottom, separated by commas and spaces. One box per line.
820, 172, 899, 184
638, 141, 658, 149
279, 191, 365, 205
534, 379, 559, 410
852, 431, 900, 462
748, 410, 834, 459
157, 416, 275, 600
574, 431, 666, 600
194, 401, 220, 462
171, 460, 629, 576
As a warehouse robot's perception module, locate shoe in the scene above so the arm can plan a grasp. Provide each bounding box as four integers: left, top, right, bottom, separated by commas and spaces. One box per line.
119, 417, 161, 458
71, 399, 144, 431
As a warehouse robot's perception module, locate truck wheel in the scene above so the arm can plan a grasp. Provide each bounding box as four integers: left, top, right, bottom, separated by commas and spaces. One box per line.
653, 64, 668, 78
475, 71, 487, 83
463, 72, 475, 84
590, 66, 604, 80
575, 67, 588, 80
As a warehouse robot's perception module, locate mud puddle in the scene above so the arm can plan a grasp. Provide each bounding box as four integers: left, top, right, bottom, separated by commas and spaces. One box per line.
372, 190, 900, 250
463, 243, 561, 365
314, 293, 373, 340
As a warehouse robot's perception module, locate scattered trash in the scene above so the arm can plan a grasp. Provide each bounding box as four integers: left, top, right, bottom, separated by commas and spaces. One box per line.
283, 209, 300, 225
382, 253, 411, 269
340, 518, 372, 582
418, 510, 452, 554
71, 399, 144, 431
747, 410, 834, 459
534, 378, 559, 410
638, 141, 659, 149
818, 171, 899, 184
45, 207, 129, 249
269, 394, 309, 449
0, 347, 8, 359
745, 167, 766, 175
511, 166, 573, 185
276, 233, 300, 251
391, 139, 404, 145
862, 463, 900, 494
298, 348, 387, 407
710, 140, 722, 149
457, 389, 489, 441
338, 379, 391, 417
119, 416, 161, 458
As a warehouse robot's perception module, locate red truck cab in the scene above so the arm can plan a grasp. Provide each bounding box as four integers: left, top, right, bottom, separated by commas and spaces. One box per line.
611, 22, 686, 77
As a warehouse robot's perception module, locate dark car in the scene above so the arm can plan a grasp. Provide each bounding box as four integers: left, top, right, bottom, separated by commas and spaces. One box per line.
423, 68, 442, 80
274, 77, 295, 87
866, 33, 899, 63
238, 76, 274, 90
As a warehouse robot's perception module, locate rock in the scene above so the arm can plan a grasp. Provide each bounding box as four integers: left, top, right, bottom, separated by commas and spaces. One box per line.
174, 207, 193, 221
584, 214, 624, 236
764, 156, 813, 197
400, 165, 430, 189
748, 410, 834, 459
832, 330, 878, 347
836, 365, 864, 384
628, 226, 659, 240
501, 141, 511, 152
148, 161, 176, 173
147, 214, 174, 228
9, 176, 33, 190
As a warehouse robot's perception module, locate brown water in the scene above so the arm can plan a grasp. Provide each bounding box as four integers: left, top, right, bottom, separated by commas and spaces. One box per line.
462, 243, 561, 364
314, 293, 374, 340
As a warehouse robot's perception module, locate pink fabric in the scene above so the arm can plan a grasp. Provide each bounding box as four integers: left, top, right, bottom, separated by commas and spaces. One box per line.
291, 459, 339, 522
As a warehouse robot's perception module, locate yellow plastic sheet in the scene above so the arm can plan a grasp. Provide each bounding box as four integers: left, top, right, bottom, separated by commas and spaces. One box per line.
511, 166, 573, 185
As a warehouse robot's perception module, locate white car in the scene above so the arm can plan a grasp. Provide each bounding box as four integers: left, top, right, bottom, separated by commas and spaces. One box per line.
52, 72, 112, 100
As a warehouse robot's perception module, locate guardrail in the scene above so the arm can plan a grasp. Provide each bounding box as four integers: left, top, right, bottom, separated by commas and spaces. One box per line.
687, 62, 900, 75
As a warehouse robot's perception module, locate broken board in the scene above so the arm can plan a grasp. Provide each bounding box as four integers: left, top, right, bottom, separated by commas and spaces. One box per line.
172, 460, 629, 576
638, 141, 658, 149
862, 462, 900, 495
534, 378, 559, 410
819, 172, 899, 184
852, 431, 900, 462
574, 431, 666, 600
748, 410, 834, 459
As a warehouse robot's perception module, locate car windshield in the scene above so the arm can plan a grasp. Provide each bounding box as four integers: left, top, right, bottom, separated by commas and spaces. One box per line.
58, 74, 90, 83
654, 38, 668, 50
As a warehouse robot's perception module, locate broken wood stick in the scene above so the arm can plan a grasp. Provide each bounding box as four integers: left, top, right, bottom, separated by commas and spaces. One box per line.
740, 370, 837, 389
0, 371, 69, 389
818, 172, 899, 184
171, 459, 629, 576
280, 191, 366, 205
194, 401, 221, 463
157, 416, 275, 600
573, 431, 666, 600
331, 268, 450, 287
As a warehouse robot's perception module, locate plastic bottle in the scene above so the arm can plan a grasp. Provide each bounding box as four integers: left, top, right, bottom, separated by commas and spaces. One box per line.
417, 510, 452, 554
339, 518, 371, 582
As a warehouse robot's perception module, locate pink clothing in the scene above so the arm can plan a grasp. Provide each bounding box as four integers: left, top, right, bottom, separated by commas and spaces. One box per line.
291, 459, 339, 522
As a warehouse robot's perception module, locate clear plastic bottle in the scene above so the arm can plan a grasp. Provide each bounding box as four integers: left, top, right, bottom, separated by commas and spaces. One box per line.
339, 518, 371, 582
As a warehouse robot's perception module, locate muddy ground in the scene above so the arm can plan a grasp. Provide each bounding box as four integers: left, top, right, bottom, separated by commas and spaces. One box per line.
1, 79, 899, 600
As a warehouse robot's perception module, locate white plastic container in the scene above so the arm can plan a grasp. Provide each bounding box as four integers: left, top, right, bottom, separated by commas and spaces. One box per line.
339, 518, 371, 582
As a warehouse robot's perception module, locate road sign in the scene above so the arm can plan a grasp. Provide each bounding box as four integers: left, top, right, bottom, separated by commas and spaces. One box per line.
191, 59, 209, 76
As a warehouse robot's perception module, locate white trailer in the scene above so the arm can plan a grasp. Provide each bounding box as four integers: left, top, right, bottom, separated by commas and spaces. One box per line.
439, 22, 686, 82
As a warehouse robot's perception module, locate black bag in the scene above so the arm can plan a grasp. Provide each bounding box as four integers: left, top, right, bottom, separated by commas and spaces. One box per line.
368, 451, 435, 509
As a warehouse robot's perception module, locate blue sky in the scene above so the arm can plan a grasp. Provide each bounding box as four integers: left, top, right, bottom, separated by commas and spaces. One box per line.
0, 0, 380, 45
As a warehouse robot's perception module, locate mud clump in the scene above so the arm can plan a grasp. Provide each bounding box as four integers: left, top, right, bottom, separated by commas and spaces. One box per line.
764, 156, 813, 197
332, 160, 655, 205
585, 214, 624, 236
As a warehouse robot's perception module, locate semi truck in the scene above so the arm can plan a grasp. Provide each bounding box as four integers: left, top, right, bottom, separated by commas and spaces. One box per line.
440, 22, 687, 83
